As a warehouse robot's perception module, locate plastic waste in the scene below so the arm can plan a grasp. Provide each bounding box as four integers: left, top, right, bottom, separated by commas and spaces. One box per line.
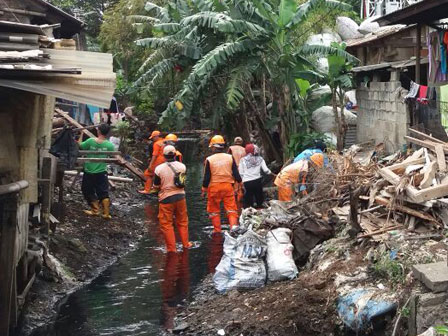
336, 17, 363, 40
213, 230, 267, 293
266, 228, 298, 281
337, 289, 397, 331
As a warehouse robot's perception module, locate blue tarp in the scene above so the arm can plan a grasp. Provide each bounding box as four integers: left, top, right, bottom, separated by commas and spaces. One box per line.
337, 289, 397, 331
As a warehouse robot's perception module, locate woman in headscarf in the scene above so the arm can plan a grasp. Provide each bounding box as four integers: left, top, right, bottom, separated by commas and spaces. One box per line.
238, 144, 274, 209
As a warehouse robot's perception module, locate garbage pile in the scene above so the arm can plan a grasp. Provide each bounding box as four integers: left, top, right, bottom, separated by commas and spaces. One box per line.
214, 128, 448, 294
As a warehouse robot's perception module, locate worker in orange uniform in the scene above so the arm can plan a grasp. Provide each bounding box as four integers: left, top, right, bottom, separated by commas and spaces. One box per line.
228, 136, 246, 210
153, 145, 192, 252
274, 153, 324, 202
202, 135, 242, 232
139, 130, 165, 194
164, 133, 183, 162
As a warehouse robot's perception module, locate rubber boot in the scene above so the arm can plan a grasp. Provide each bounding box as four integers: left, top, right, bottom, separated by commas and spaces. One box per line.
138, 177, 152, 194
211, 216, 222, 233
101, 198, 112, 220
228, 216, 238, 229
84, 200, 100, 216
178, 225, 193, 249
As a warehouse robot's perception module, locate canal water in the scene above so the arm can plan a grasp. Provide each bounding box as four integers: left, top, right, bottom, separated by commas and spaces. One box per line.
49, 141, 224, 335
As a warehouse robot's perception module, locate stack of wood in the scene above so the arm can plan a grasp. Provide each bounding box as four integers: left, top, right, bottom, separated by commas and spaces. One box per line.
329, 128, 448, 240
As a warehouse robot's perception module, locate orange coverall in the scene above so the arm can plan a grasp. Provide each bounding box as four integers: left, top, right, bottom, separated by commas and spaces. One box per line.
228, 145, 246, 210
154, 160, 191, 252
203, 152, 242, 232
142, 138, 166, 193
274, 160, 308, 202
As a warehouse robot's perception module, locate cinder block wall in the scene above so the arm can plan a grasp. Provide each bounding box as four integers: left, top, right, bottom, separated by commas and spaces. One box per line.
356, 80, 409, 153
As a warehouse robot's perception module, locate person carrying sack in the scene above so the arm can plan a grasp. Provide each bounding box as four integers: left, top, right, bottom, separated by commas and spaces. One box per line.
153, 145, 192, 252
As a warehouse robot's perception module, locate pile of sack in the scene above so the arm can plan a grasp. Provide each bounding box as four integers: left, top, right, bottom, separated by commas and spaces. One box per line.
213, 227, 298, 293
213, 201, 336, 293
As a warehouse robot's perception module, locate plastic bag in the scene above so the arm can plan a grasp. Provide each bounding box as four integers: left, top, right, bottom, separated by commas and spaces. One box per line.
336, 17, 363, 40
266, 228, 298, 281
213, 230, 267, 293
50, 128, 79, 169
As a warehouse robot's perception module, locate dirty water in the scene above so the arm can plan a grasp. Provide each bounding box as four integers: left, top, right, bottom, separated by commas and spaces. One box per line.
45, 143, 223, 336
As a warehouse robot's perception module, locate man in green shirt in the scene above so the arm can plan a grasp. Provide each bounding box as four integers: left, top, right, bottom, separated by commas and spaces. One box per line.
79, 124, 115, 219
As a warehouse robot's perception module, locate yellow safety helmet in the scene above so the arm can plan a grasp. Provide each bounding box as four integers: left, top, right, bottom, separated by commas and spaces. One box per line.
165, 133, 178, 142
209, 135, 225, 148
310, 153, 324, 168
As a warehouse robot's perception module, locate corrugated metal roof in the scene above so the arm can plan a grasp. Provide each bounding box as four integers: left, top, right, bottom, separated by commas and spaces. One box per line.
346, 24, 412, 48
352, 57, 428, 72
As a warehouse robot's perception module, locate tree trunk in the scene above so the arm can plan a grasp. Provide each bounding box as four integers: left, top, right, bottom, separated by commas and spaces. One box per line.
332, 88, 343, 151
338, 88, 348, 150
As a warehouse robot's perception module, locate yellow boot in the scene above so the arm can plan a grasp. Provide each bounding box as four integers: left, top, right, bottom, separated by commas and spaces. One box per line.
101, 198, 112, 220
84, 200, 100, 216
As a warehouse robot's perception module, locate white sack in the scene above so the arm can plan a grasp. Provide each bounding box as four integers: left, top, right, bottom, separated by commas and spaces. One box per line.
311, 106, 358, 133
336, 17, 363, 40
358, 16, 380, 34
213, 230, 267, 293
345, 89, 357, 106
306, 32, 342, 47
266, 228, 298, 281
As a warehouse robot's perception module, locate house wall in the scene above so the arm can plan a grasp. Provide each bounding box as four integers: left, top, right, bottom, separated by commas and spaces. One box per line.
356, 79, 409, 153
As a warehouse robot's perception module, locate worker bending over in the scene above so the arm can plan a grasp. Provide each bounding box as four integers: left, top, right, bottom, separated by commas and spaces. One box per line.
139, 130, 165, 194
164, 133, 183, 162
294, 139, 330, 167
79, 124, 115, 219
274, 153, 324, 202
228, 136, 246, 209
203, 135, 242, 232
153, 145, 192, 252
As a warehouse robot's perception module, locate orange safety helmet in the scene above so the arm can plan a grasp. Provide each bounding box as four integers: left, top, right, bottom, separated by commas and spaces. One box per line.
209, 135, 226, 148
165, 133, 178, 142
310, 153, 324, 168
149, 130, 161, 139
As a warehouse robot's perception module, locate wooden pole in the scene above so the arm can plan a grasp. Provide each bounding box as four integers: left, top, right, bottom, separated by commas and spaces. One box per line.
416, 24, 421, 84
0, 196, 18, 336
40, 157, 52, 235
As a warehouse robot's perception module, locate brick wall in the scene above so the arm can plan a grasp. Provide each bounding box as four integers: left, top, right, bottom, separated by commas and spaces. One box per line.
356, 80, 409, 153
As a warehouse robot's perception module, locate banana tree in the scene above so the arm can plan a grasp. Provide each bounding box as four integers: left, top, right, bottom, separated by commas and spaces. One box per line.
133, 0, 357, 161
324, 42, 356, 151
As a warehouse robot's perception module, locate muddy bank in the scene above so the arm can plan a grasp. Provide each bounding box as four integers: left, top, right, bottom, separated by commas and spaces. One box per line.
171, 229, 447, 336
18, 177, 147, 336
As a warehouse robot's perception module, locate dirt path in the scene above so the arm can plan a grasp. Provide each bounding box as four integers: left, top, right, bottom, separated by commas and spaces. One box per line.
19, 178, 147, 336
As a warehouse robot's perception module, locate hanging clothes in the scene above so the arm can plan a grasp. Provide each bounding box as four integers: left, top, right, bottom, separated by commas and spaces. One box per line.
441, 85, 448, 128
417, 85, 428, 104
428, 31, 441, 83
405, 81, 420, 99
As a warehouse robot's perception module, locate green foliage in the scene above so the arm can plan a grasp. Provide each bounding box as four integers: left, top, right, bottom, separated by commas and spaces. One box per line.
114, 121, 131, 153
287, 132, 329, 157
371, 251, 405, 287
133, 0, 355, 136
436, 325, 448, 335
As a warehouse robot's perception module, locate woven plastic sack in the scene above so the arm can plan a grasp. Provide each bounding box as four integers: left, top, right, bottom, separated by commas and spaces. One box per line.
266, 228, 298, 281
336, 17, 363, 40
358, 17, 380, 34
213, 230, 267, 293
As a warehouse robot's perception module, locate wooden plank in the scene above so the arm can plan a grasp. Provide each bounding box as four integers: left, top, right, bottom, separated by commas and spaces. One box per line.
413, 183, 448, 203
78, 150, 121, 155
358, 225, 403, 238
374, 196, 440, 225
409, 128, 446, 145
404, 136, 448, 155
403, 148, 424, 164
55, 108, 145, 181
435, 144, 447, 173
0, 197, 18, 336
41, 157, 52, 235
420, 161, 438, 189
77, 158, 120, 163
